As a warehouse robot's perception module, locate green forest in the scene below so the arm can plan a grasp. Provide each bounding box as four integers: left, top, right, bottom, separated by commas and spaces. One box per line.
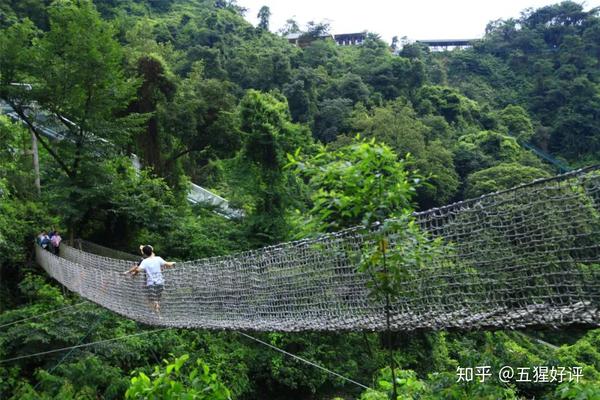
0, 0, 599, 398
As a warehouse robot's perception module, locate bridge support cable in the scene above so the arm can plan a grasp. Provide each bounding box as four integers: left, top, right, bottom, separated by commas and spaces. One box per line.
0, 301, 89, 330
32, 313, 108, 392
237, 331, 370, 390
0, 328, 171, 364
0, 326, 370, 393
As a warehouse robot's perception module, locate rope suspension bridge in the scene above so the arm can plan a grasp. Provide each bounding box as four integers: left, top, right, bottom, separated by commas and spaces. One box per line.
35, 167, 600, 332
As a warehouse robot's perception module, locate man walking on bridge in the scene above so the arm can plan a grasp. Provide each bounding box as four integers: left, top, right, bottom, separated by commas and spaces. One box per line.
124, 245, 175, 314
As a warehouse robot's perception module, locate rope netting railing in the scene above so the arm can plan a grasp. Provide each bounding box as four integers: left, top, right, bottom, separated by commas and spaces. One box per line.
36, 167, 600, 331
67, 239, 140, 262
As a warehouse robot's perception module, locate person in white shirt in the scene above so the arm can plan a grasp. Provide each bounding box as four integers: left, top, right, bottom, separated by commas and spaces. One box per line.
124, 245, 175, 313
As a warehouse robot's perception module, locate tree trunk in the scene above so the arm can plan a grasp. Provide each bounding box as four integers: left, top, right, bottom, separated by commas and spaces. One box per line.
136, 115, 162, 174
31, 131, 41, 195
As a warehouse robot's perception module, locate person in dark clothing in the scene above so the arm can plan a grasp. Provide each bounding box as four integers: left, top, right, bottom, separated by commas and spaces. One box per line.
50, 230, 62, 255
37, 231, 51, 250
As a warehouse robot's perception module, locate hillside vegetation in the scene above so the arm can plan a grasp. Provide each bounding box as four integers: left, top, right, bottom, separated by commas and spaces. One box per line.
0, 1, 599, 399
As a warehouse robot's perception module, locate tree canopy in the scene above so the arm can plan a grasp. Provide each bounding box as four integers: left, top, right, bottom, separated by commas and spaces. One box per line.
0, 1, 599, 399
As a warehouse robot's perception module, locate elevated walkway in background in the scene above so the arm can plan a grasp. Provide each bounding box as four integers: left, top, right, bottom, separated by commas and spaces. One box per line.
1, 101, 243, 219
187, 182, 243, 219
522, 142, 572, 173
415, 38, 478, 51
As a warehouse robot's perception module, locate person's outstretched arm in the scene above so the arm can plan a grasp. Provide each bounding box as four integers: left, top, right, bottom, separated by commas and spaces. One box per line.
123, 264, 141, 276
160, 258, 175, 269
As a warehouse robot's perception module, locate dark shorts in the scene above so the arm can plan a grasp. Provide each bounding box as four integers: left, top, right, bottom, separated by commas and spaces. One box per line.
146, 284, 164, 302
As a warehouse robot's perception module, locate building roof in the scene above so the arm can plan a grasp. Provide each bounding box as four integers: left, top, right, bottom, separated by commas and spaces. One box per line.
416, 38, 479, 46
285, 32, 302, 40
334, 32, 367, 38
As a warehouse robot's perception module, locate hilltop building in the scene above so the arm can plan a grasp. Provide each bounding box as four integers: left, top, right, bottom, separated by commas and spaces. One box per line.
286, 32, 333, 47
334, 32, 366, 46
286, 31, 367, 47
415, 38, 478, 51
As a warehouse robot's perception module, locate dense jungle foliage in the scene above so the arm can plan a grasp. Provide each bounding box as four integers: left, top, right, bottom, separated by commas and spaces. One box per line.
0, 0, 599, 398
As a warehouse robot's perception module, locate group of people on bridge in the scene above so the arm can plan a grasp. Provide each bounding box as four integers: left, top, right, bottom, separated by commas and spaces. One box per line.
36, 229, 62, 255
36, 235, 176, 315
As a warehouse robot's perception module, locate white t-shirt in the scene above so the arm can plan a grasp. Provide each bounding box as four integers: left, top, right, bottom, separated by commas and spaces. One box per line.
138, 256, 166, 286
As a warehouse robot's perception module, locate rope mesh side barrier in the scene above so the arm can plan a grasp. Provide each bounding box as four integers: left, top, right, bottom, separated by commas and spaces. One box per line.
36, 167, 600, 332
67, 239, 140, 262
